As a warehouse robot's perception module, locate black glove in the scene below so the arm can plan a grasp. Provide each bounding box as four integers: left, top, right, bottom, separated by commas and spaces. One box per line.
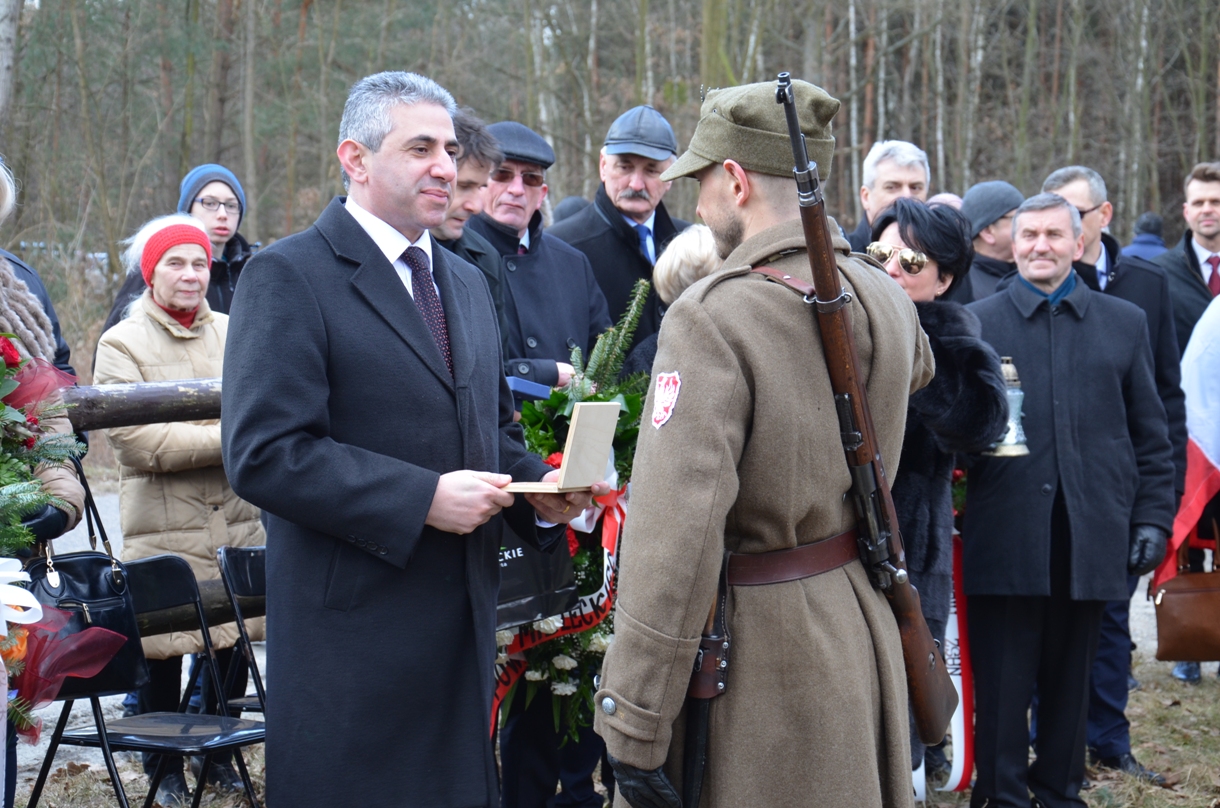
607, 755, 681, 808
22, 503, 70, 544
1128, 524, 1167, 576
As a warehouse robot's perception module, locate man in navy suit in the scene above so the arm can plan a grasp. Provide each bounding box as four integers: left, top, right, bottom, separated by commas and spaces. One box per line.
222, 72, 604, 808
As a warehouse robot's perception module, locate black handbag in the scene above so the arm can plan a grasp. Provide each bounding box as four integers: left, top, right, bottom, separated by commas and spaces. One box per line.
24, 457, 149, 698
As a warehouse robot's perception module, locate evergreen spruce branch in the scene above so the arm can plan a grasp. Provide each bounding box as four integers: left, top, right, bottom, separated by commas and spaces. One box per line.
6, 697, 36, 732
591, 280, 650, 389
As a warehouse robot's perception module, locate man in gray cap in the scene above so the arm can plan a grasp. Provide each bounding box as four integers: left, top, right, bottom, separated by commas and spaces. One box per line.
958, 179, 1024, 301
549, 105, 690, 350
466, 121, 610, 388
593, 78, 930, 808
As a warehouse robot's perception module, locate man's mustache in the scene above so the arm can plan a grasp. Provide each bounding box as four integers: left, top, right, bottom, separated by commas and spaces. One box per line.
617, 188, 651, 202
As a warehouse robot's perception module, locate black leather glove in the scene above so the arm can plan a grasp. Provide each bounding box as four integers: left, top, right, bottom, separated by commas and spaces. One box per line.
1128, 524, 1168, 576
607, 755, 682, 808
22, 503, 69, 544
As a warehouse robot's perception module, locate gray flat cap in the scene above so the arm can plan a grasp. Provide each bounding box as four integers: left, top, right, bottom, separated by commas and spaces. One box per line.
604, 106, 678, 161
486, 121, 555, 169
961, 181, 1025, 238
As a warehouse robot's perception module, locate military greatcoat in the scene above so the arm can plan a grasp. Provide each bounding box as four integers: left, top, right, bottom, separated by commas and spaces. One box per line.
594, 219, 933, 808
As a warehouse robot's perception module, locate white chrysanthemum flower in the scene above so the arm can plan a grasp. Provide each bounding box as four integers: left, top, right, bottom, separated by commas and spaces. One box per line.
495, 653, 508, 665
525, 669, 549, 682
551, 654, 578, 670
587, 633, 612, 653
551, 681, 578, 696
495, 629, 516, 647
534, 616, 563, 634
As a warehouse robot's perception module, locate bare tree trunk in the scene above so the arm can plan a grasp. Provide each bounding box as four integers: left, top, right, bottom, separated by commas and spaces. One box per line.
316, 0, 342, 196
284, 0, 311, 236
863, 8, 876, 150
156, 1, 177, 208
849, 0, 862, 222
901, 0, 923, 143
180, 0, 201, 175
635, 0, 649, 104
962, 0, 984, 189
701, 0, 731, 88
1049, 0, 1064, 148
1015, 0, 1039, 185
934, 0, 946, 189
1065, 0, 1083, 161
0, 0, 20, 130
877, 3, 888, 142
242, 0, 259, 242
204, 0, 236, 163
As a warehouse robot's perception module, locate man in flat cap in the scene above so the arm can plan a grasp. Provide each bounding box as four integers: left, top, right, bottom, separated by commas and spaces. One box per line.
593, 79, 932, 808
549, 106, 690, 351
467, 121, 610, 389
959, 180, 1024, 301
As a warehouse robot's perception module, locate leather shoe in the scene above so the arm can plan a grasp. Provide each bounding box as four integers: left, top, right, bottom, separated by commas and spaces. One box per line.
1172, 660, 1201, 683
1095, 752, 1166, 786
153, 770, 190, 806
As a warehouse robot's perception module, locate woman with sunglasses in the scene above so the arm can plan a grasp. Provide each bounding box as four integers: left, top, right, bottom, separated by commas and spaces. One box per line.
868, 197, 1010, 780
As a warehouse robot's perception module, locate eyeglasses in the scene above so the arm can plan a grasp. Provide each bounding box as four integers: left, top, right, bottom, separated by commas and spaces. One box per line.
866, 242, 929, 274
194, 197, 241, 215
1074, 203, 1103, 217
491, 167, 545, 188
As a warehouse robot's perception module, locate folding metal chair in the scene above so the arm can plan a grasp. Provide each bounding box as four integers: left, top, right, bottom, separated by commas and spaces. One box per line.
28, 554, 265, 808
216, 545, 267, 715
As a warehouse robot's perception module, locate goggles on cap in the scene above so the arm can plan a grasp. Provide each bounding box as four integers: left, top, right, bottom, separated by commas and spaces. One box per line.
866, 242, 929, 275
491, 167, 545, 188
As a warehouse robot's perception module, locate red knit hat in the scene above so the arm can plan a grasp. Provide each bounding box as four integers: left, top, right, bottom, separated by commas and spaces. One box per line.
141, 224, 212, 287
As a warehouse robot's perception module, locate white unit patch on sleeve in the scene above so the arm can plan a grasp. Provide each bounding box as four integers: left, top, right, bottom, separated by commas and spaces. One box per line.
651, 371, 682, 429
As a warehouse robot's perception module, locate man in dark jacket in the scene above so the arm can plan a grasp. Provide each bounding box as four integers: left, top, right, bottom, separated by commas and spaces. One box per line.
101, 164, 255, 333
466, 122, 611, 389
548, 106, 689, 351
955, 180, 1023, 302
964, 194, 1175, 808
466, 120, 612, 808
1042, 165, 1186, 783
429, 109, 511, 350
1122, 212, 1168, 261
845, 140, 930, 252
221, 71, 600, 807
1155, 161, 1220, 354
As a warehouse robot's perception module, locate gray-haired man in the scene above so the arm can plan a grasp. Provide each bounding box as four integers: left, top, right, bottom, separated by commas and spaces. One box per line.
846, 140, 931, 251
222, 71, 603, 806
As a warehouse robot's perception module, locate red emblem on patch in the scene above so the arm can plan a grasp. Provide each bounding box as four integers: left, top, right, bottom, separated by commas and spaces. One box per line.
652, 371, 682, 429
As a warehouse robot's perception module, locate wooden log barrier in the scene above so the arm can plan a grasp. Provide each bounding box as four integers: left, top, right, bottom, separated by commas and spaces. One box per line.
137, 578, 266, 638
64, 378, 222, 432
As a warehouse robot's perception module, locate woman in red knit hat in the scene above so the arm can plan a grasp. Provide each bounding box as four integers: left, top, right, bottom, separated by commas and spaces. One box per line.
94, 214, 265, 804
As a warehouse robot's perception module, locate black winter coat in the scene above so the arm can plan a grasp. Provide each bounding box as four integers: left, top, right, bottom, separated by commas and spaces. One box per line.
547, 184, 689, 350
221, 198, 558, 807
0, 248, 74, 376
467, 211, 611, 386
964, 276, 1176, 601
1153, 230, 1215, 356
100, 232, 255, 334
846, 215, 872, 253
964, 254, 1016, 301
435, 226, 511, 355
1075, 233, 1187, 495
891, 301, 1007, 630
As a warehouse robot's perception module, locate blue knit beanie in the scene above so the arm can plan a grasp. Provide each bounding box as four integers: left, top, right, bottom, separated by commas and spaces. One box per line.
177, 164, 246, 226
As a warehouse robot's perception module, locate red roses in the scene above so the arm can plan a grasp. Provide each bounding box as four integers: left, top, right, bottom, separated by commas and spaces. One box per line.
0, 336, 21, 369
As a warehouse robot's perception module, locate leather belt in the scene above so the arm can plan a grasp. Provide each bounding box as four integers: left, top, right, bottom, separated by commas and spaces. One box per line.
726, 529, 859, 586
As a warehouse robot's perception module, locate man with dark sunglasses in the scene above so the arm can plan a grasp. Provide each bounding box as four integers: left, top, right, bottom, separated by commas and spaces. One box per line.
1039, 165, 1186, 787
467, 121, 610, 389
100, 164, 256, 333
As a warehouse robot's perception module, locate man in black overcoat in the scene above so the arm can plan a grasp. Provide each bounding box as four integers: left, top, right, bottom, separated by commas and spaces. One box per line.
1042, 166, 1186, 781
466, 122, 611, 389
1154, 161, 1220, 355
963, 193, 1175, 808
547, 106, 689, 352
221, 72, 602, 808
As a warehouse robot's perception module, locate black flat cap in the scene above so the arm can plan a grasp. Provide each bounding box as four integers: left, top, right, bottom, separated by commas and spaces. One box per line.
486, 121, 555, 170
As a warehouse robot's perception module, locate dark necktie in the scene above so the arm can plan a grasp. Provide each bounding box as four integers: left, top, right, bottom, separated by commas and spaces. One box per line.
1208, 254, 1220, 297
402, 246, 452, 376
634, 224, 654, 265
518, 243, 528, 255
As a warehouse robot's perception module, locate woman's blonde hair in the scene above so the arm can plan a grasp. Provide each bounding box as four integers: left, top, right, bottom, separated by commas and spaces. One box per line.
0, 157, 16, 225
652, 224, 722, 305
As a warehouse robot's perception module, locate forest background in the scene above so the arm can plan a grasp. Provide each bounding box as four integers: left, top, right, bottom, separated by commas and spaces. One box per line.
0, 0, 1218, 379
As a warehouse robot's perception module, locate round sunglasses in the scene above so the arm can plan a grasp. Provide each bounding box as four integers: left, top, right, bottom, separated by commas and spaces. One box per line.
866, 242, 929, 275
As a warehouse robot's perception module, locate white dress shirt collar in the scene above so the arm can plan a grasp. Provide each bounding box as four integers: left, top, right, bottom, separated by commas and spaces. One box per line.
344, 196, 434, 267
1191, 237, 1218, 284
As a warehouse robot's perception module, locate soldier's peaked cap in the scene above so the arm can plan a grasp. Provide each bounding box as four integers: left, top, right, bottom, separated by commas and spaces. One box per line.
486, 121, 555, 170
661, 79, 840, 182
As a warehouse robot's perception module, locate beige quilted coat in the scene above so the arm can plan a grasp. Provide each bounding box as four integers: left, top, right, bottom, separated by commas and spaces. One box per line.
594, 219, 934, 808
94, 291, 264, 660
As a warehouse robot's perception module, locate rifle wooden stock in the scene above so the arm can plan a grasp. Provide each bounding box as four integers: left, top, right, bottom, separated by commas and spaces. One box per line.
767, 71, 958, 745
